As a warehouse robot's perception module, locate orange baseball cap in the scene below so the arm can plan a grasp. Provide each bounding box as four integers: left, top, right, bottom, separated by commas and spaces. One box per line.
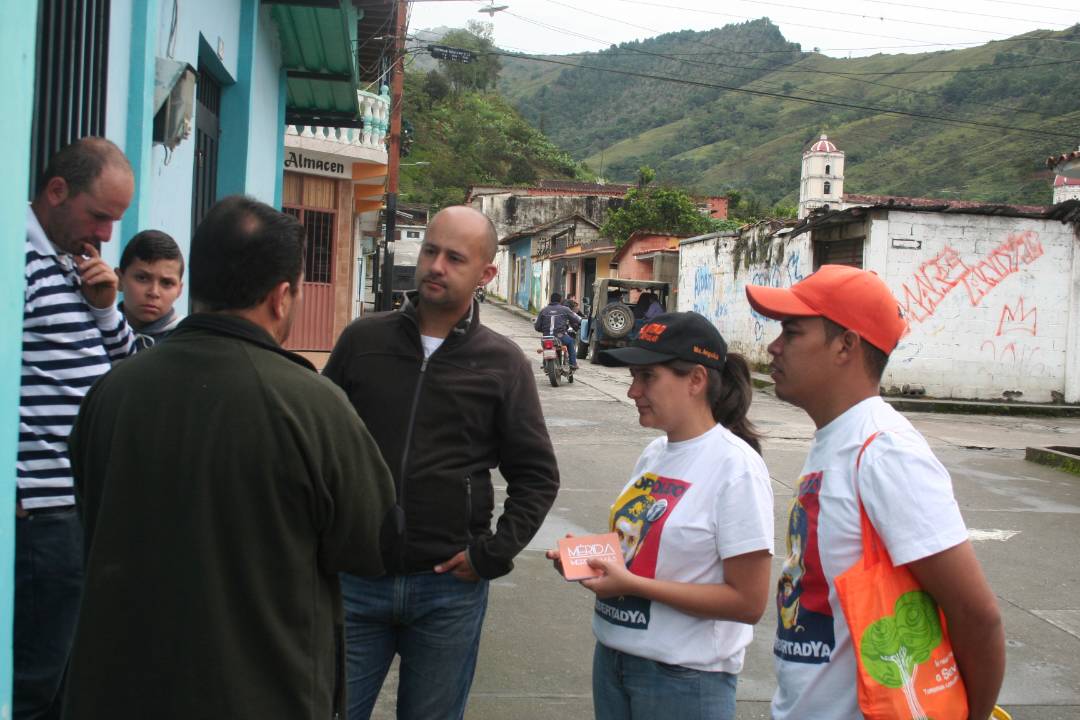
744, 265, 908, 353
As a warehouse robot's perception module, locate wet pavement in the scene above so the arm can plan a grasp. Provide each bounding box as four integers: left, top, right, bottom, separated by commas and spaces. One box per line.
368, 300, 1080, 719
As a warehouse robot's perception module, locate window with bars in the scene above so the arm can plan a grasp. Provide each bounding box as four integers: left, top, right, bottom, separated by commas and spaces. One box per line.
191, 66, 221, 235
813, 237, 865, 270
29, 0, 111, 196
283, 205, 335, 284
283, 174, 337, 285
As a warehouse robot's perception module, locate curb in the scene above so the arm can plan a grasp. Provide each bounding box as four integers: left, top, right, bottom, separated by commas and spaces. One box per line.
1025, 446, 1080, 475
487, 301, 1080, 418
885, 398, 1080, 418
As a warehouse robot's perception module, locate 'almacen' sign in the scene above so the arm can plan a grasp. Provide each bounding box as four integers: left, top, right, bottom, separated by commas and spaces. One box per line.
284, 150, 350, 179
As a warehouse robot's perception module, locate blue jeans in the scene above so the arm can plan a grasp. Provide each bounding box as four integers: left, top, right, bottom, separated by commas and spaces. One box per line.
592, 642, 737, 720
14, 507, 84, 720
341, 572, 490, 720
560, 334, 577, 367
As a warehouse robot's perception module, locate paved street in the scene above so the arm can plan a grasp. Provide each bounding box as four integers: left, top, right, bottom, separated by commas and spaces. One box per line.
372, 301, 1080, 720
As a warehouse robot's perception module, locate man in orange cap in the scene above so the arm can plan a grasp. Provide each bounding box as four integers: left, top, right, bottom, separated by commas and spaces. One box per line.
745, 265, 1004, 720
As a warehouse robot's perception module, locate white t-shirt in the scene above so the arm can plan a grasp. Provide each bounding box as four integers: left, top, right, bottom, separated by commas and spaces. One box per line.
771, 397, 969, 720
420, 334, 444, 359
592, 424, 774, 673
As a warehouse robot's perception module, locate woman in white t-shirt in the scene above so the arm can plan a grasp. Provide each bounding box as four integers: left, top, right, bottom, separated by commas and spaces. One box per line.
548, 312, 774, 720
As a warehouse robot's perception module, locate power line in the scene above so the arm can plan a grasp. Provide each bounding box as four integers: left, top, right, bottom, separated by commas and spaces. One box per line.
853, 0, 1070, 27
509, 7, 1065, 121
429, 44, 1078, 140
539, 2, 1080, 76
979, 0, 1077, 13
607, 0, 1080, 47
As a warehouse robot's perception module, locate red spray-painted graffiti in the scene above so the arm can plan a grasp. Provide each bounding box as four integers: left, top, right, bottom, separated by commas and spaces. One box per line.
995, 297, 1037, 337
899, 232, 1043, 323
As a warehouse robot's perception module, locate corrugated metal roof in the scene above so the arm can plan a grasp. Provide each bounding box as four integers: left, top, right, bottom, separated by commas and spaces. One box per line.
270, 1, 365, 123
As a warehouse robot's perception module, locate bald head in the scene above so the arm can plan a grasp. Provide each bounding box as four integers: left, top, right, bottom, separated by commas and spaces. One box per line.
428, 205, 498, 262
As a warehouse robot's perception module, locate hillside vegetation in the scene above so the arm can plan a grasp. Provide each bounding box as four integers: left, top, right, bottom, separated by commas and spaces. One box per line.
398, 70, 590, 208
496, 19, 1080, 206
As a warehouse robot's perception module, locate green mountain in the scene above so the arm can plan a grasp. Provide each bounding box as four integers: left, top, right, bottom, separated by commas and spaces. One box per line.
496, 19, 1080, 206
398, 69, 590, 208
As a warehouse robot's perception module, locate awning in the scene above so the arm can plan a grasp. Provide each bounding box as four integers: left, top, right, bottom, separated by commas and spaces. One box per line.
268, 0, 363, 125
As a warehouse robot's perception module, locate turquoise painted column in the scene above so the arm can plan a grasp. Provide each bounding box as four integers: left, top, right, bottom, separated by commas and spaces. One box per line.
0, 1, 39, 713
274, 68, 286, 209
218, 0, 258, 198
120, 0, 160, 250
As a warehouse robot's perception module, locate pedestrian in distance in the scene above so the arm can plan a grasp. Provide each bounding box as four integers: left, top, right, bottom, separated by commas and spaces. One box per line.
323, 205, 560, 720
117, 229, 184, 351
63, 195, 396, 719
17, 137, 136, 720
536, 291, 581, 370
746, 264, 1005, 720
548, 311, 774, 720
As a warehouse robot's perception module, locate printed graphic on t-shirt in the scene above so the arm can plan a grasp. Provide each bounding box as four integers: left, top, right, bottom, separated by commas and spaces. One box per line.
595, 472, 690, 630
774, 471, 835, 663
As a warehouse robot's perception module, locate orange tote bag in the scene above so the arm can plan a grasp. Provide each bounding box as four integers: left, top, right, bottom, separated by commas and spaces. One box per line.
834, 432, 969, 720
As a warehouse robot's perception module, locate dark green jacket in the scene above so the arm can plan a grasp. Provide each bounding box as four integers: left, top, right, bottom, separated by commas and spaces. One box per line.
64, 314, 395, 720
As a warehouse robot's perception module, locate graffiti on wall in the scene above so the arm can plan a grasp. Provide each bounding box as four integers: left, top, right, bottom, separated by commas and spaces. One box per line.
979, 296, 1045, 377
687, 249, 805, 336
531, 262, 543, 311
899, 231, 1044, 323
994, 297, 1037, 337
690, 265, 731, 327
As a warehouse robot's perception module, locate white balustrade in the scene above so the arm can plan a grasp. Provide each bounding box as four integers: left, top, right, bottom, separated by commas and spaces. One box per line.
283, 90, 391, 153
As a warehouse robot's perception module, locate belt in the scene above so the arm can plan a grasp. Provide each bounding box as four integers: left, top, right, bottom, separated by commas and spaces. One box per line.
15, 503, 74, 519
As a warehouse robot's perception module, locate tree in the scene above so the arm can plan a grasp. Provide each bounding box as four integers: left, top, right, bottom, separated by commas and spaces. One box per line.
438, 22, 501, 92
860, 591, 944, 720
600, 170, 721, 248
422, 70, 450, 105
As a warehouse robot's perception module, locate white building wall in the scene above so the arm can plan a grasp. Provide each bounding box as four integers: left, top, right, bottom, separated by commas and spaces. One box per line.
1054, 183, 1080, 204
677, 230, 813, 365
679, 212, 1080, 402
884, 211, 1076, 402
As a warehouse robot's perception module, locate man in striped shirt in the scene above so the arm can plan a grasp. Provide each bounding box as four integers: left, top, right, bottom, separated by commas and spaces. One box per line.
17, 137, 135, 720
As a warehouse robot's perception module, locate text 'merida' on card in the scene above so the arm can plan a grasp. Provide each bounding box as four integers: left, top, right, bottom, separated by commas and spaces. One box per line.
558, 533, 624, 581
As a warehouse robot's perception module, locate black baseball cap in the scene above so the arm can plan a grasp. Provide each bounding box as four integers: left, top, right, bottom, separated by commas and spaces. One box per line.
598, 311, 727, 370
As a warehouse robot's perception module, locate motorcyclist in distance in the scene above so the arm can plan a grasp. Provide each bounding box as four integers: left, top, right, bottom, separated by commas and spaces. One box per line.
535, 292, 581, 370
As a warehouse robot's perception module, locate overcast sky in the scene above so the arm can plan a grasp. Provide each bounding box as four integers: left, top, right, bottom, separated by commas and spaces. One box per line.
408, 0, 1079, 58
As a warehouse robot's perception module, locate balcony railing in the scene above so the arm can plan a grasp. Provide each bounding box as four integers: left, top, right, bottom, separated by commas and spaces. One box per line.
285, 87, 390, 152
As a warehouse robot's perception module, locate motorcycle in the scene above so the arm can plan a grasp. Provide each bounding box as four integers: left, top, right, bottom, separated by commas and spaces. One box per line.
474, 286, 486, 303
538, 331, 575, 387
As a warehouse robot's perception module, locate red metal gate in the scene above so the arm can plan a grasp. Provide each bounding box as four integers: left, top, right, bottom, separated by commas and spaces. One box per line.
283, 174, 337, 351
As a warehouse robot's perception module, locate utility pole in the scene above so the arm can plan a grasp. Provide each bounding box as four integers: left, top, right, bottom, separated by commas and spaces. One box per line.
379, 0, 407, 311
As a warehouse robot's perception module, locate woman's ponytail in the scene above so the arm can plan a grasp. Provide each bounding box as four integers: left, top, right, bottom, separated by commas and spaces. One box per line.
712, 353, 761, 454
668, 353, 762, 454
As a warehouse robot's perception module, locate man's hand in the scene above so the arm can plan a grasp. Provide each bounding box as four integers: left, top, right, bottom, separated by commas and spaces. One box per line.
435, 550, 481, 582
75, 243, 120, 310
581, 556, 641, 599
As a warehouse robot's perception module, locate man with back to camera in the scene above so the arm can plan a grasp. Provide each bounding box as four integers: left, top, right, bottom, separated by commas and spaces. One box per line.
17, 137, 135, 720
744, 265, 1004, 720
323, 205, 560, 720
535, 291, 581, 370
63, 196, 396, 719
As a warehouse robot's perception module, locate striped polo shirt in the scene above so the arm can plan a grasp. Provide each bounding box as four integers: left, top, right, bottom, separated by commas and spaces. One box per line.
18, 207, 135, 510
